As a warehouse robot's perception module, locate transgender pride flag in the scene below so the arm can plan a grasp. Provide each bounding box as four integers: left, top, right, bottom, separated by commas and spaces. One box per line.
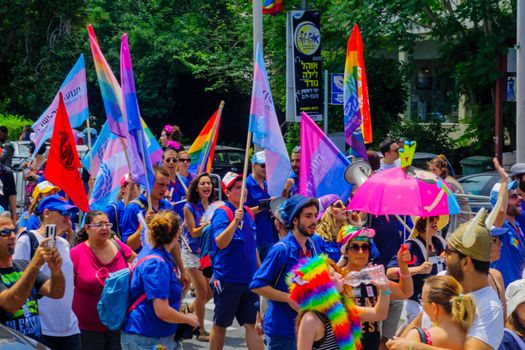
31, 55, 89, 156
248, 44, 291, 197
299, 112, 352, 201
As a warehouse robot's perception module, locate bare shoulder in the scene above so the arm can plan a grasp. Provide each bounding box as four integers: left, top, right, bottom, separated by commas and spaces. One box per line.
300, 311, 323, 328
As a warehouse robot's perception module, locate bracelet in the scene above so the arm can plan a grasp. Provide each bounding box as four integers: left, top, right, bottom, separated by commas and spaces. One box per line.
381, 289, 392, 296
409, 340, 414, 350
397, 269, 411, 278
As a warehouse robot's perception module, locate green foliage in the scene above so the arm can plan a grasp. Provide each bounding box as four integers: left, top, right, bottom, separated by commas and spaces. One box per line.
284, 122, 300, 154
0, 113, 34, 140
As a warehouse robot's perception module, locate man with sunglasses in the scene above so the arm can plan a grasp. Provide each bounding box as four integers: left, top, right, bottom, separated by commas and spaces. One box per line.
245, 151, 278, 261
378, 139, 400, 172
387, 217, 504, 350
13, 194, 80, 349
489, 180, 525, 288
0, 211, 65, 342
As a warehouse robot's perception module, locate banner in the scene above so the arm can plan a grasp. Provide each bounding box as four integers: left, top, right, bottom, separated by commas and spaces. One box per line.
299, 112, 352, 201
31, 55, 89, 155
286, 10, 322, 122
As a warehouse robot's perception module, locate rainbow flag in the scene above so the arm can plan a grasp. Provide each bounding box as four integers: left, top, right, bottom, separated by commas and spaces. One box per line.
343, 23, 371, 160
263, 0, 284, 15
88, 25, 126, 138
188, 107, 222, 175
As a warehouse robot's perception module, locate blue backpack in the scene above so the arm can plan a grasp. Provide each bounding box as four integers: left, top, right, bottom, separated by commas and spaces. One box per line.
97, 255, 164, 330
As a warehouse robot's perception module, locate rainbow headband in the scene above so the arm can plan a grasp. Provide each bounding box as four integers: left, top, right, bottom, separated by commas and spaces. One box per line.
287, 254, 362, 350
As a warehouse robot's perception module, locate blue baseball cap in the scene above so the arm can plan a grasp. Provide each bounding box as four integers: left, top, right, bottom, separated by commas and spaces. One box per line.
251, 151, 265, 165
490, 227, 510, 237
38, 195, 79, 215
490, 180, 518, 206
281, 194, 319, 227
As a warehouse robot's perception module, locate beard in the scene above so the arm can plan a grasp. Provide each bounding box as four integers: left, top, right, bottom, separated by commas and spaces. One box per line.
297, 221, 315, 237
446, 260, 464, 282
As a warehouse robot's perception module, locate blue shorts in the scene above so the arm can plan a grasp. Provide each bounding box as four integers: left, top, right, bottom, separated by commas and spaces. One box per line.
211, 280, 258, 328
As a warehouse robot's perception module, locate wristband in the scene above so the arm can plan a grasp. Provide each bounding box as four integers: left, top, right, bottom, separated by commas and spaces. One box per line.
381, 289, 392, 296
397, 270, 411, 279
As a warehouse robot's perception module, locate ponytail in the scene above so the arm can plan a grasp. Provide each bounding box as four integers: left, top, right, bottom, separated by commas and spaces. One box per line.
450, 293, 476, 332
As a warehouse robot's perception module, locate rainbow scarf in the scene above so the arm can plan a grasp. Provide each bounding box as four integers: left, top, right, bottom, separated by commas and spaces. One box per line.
288, 254, 362, 350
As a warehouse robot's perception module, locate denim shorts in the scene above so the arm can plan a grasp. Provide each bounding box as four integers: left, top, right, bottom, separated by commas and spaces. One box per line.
211, 280, 258, 328
120, 331, 181, 350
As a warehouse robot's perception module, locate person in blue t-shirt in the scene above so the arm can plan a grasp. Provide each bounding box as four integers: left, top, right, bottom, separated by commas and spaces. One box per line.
103, 174, 138, 239
245, 151, 278, 262
510, 163, 525, 229
181, 172, 214, 342
122, 210, 198, 350
282, 146, 300, 198
250, 194, 321, 350
120, 166, 174, 251
209, 172, 264, 350
490, 180, 525, 287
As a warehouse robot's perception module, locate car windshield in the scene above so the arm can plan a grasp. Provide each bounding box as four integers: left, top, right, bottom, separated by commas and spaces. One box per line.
460, 174, 495, 196
214, 151, 244, 166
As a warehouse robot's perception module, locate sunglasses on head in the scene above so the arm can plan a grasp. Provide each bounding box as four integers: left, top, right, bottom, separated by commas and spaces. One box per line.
348, 243, 370, 253
165, 158, 178, 163
0, 228, 15, 237
179, 158, 191, 163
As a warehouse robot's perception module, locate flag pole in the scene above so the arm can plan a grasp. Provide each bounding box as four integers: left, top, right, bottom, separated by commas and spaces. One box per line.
239, 131, 253, 210
198, 100, 225, 174
137, 129, 153, 210
86, 117, 94, 168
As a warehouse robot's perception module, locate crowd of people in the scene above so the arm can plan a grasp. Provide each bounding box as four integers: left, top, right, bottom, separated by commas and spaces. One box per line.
0, 122, 525, 350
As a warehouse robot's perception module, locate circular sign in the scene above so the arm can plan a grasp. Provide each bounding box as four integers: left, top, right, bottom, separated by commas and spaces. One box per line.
294, 21, 320, 56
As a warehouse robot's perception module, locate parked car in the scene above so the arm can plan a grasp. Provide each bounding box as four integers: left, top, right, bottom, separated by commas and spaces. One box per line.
457, 171, 500, 211
10, 141, 33, 171
211, 146, 249, 179
0, 322, 49, 349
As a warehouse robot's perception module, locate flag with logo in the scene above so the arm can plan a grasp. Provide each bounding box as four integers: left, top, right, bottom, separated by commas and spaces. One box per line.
299, 112, 352, 201
31, 55, 89, 156
343, 23, 371, 160
248, 44, 291, 197
44, 93, 90, 212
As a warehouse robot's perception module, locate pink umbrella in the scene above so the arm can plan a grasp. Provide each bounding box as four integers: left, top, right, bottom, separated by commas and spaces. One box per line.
348, 166, 460, 217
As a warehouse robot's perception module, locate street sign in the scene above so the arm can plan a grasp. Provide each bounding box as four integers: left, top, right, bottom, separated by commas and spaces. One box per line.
330, 73, 344, 105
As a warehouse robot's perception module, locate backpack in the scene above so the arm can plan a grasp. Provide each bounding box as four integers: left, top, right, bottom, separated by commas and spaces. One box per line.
199, 205, 254, 278
17, 230, 39, 260
97, 254, 165, 330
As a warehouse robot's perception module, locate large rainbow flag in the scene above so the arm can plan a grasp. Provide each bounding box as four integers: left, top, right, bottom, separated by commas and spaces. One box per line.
188, 105, 223, 175
343, 23, 371, 160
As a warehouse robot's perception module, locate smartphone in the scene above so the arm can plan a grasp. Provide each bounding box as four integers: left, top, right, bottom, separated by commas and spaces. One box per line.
45, 224, 57, 249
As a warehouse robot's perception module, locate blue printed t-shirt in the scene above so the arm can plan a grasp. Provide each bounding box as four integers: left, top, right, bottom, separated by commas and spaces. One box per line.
516, 202, 525, 230
210, 201, 258, 284
124, 246, 182, 338
289, 171, 299, 196
250, 232, 320, 339
245, 174, 277, 248
182, 201, 206, 254
17, 212, 41, 231
121, 194, 173, 247
491, 220, 525, 288
103, 200, 125, 237
0, 260, 48, 340
387, 235, 446, 302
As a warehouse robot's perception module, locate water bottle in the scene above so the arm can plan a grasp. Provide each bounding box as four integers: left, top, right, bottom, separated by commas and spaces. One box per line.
344, 265, 386, 287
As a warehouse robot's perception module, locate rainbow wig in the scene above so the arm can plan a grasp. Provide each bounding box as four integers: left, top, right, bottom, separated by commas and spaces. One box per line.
287, 254, 362, 350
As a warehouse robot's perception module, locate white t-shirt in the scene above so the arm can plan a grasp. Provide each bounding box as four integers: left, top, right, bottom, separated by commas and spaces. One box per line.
13, 231, 79, 336
467, 286, 504, 349
378, 161, 397, 172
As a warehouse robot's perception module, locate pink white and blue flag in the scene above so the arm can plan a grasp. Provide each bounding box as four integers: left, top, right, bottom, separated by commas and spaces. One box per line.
299, 112, 352, 201
31, 55, 89, 156
120, 33, 155, 193
248, 44, 291, 197
82, 120, 110, 177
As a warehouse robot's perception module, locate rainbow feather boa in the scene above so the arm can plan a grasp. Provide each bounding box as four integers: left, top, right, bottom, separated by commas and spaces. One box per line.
288, 254, 362, 350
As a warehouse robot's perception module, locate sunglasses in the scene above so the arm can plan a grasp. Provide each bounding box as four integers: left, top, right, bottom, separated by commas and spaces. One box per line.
257, 163, 266, 168
52, 209, 69, 216
88, 223, 113, 229
331, 201, 345, 209
0, 228, 16, 237
347, 244, 370, 253
509, 193, 521, 200
179, 158, 191, 163
164, 158, 178, 163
